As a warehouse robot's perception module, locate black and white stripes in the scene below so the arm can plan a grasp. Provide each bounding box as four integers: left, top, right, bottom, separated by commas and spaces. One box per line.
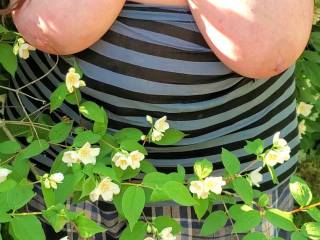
6, 3, 300, 193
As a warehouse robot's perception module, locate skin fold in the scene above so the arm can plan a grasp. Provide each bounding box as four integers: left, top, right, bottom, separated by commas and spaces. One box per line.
12, 0, 314, 78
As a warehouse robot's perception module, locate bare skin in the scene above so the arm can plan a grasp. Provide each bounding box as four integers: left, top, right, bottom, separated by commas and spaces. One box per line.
188, 0, 314, 78
129, 0, 188, 6
12, 0, 314, 78
12, 0, 126, 55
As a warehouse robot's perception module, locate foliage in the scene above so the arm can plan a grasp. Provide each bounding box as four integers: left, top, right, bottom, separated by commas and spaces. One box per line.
295, 2, 320, 153
0, 2, 320, 240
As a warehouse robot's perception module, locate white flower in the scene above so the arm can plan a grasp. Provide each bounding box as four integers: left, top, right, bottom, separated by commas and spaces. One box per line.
65, 67, 86, 93
298, 120, 307, 137
0, 168, 12, 184
144, 237, 155, 240
150, 116, 170, 142
151, 129, 164, 142
59, 237, 69, 240
146, 115, 153, 124
264, 149, 290, 167
248, 167, 263, 187
128, 150, 145, 169
77, 142, 100, 165
203, 176, 226, 195
297, 102, 313, 117
273, 132, 288, 149
43, 173, 64, 189
62, 150, 79, 167
89, 177, 120, 202
13, 38, 36, 60
154, 116, 169, 133
112, 151, 131, 170
189, 180, 209, 199
159, 227, 176, 240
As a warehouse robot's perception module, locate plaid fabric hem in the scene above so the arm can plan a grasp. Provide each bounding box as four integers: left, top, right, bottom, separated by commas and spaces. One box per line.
28, 176, 294, 240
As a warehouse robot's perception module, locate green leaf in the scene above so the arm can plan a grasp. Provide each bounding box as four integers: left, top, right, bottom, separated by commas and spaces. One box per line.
42, 205, 69, 232
142, 172, 171, 202
163, 181, 197, 206
153, 216, 181, 235
49, 122, 73, 144
72, 131, 101, 147
50, 84, 68, 112
221, 148, 240, 175
0, 213, 11, 223
0, 140, 21, 154
243, 232, 267, 240
229, 204, 261, 233
65, 89, 81, 105
74, 213, 106, 238
265, 208, 296, 231
80, 177, 96, 199
0, 43, 17, 77
200, 211, 228, 236
291, 232, 308, 240
267, 165, 279, 184
289, 175, 312, 207
16, 140, 49, 161
79, 101, 105, 122
93, 164, 116, 180
122, 186, 145, 230
10, 215, 45, 240
258, 194, 270, 207
99, 134, 118, 155
233, 177, 253, 205
114, 128, 144, 142
120, 140, 147, 155
154, 128, 185, 145
0, 181, 35, 212
0, 25, 7, 33
55, 172, 83, 204
119, 221, 147, 240
113, 163, 140, 181
193, 159, 213, 179
10, 157, 30, 181
244, 139, 264, 155
0, 179, 17, 192
307, 207, 320, 222
41, 182, 55, 208
193, 197, 209, 220
92, 107, 108, 136
140, 160, 157, 174
301, 222, 320, 240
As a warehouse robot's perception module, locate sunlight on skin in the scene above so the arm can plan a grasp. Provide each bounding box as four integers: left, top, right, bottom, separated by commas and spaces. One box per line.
188, 0, 251, 63
188, 0, 314, 78
12, 0, 126, 55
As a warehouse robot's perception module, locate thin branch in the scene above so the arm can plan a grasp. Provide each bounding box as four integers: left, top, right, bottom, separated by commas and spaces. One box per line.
18, 55, 59, 91
223, 202, 240, 240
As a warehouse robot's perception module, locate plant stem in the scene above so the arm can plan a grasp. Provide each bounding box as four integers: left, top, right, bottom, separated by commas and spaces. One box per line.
121, 182, 154, 190
223, 202, 240, 240
290, 201, 320, 214
10, 212, 42, 216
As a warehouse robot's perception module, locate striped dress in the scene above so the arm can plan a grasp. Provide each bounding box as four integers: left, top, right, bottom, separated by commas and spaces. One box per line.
6, 2, 299, 240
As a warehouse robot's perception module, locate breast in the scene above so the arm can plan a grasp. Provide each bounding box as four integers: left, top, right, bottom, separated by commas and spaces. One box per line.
188, 0, 314, 78
12, 0, 126, 55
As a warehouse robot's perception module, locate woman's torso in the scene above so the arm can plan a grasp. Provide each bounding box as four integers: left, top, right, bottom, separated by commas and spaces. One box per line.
7, 2, 300, 193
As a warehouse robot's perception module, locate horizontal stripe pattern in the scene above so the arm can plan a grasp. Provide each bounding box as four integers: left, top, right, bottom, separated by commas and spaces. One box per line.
6, 3, 299, 193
